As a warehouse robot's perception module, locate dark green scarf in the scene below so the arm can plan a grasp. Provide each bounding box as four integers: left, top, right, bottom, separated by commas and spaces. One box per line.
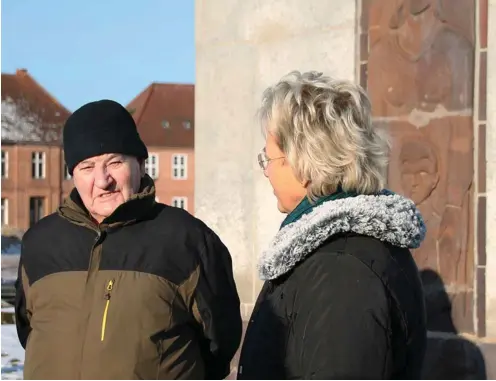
280, 186, 357, 229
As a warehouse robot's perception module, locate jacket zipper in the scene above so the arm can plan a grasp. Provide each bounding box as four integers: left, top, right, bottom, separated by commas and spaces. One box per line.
101, 279, 114, 341
78, 229, 105, 379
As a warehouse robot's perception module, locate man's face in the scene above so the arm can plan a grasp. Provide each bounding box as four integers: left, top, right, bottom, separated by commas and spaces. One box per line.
72, 153, 144, 223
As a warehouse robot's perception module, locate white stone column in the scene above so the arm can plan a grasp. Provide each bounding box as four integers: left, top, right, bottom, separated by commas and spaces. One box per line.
485, 0, 496, 336
195, 0, 358, 318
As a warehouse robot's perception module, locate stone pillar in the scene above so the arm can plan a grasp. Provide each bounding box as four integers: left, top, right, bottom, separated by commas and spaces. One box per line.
362, 0, 480, 336
195, 0, 358, 318
485, 0, 496, 337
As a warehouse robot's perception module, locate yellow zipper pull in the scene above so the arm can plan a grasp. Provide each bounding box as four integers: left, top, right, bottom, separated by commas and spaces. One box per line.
101, 279, 115, 341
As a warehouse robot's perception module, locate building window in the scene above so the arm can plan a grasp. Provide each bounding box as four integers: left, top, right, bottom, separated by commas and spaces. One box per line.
1, 198, 8, 225
1, 150, 8, 179
29, 197, 45, 227
183, 120, 191, 129
32, 152, 46, 179
161, 120, 170, 129
172, 154, 187, 180
172, 197, 188, 210
145, 153, 159, 179
64, 165, 72, 180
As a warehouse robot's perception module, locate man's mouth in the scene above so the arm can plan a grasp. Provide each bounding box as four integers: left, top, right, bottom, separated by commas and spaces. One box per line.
99, 192, 117, 199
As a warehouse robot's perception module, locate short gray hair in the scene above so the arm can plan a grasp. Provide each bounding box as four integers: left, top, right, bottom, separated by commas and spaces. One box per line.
259, 70, 390, 200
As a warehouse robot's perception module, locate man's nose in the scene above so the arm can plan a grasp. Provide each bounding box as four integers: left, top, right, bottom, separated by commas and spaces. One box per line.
94, 166, 112, 189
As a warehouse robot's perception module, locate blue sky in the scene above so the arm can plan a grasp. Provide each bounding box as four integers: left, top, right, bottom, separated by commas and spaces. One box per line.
1, 0, 195, 111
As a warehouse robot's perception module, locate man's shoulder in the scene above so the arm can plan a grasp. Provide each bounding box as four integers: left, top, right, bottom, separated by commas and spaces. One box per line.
22, 212, 68, 246
146, 204, 229, 272
153, 203, 217, 238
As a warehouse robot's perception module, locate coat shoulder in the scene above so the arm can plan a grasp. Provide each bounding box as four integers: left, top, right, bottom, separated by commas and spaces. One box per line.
290, 234, 425, 320
22, 213, 72, 247
153, 204, 223, 248
313, 234, 421, 286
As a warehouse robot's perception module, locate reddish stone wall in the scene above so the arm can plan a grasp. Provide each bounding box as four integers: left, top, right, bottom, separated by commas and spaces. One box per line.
361, 0, 481, 335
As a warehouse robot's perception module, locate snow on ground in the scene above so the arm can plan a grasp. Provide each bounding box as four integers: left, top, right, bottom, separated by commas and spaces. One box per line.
1, 324, 24, 380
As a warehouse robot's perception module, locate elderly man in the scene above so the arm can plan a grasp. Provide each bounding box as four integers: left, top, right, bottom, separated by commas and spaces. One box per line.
14, 100, 242, 379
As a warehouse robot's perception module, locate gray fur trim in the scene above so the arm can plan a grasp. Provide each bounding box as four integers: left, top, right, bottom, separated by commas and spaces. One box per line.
259, 194, 426, 280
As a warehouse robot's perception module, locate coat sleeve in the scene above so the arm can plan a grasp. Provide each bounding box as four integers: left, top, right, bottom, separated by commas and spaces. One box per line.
287, 253, 392, 379
15, 259, 31, 349
191, 228, 242, 380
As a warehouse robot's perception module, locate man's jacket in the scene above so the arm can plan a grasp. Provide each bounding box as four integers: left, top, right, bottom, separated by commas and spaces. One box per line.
15, 175, 242, 379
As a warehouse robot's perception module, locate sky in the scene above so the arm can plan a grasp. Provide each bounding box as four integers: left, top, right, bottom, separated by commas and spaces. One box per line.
1, 0, 195, 111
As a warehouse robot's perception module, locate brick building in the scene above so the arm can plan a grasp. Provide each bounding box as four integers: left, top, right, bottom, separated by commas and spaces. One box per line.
127, 82, 194, 214
1, 69, 72, 231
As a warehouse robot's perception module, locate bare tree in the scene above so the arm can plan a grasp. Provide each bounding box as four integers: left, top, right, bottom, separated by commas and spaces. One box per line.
1, 96, 62, 143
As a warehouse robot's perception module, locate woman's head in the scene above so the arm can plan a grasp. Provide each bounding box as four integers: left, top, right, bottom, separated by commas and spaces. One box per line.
258, 70, 390, 213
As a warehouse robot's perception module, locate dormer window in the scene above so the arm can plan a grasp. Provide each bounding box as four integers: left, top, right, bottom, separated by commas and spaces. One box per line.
183, 120, 191, 129
161, 120, 170, 129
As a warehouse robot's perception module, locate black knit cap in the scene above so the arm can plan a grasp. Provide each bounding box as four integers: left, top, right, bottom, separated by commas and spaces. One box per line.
63, 99, 148, 175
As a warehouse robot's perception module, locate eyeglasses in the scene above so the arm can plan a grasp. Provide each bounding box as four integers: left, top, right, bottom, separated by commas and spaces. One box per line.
257, 149, 285, 171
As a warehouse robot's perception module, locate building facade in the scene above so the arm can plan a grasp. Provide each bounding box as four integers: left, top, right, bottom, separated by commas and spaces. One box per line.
1, 69, 72, 231
1, 142, 72, 230
127, 83, 195, 214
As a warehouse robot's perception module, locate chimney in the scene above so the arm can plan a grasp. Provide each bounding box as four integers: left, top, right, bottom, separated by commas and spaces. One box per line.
16, 68, 28, 77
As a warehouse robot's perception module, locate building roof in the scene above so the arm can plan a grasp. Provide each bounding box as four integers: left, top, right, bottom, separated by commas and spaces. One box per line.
126, 83, 194, 148
1, 69, 71, 144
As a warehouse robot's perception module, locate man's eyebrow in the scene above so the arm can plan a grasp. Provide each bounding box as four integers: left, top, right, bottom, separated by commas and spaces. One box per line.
107, 154, 125, 161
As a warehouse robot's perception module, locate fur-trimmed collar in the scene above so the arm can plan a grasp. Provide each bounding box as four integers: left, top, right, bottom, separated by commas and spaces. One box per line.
259, 193, 426, 280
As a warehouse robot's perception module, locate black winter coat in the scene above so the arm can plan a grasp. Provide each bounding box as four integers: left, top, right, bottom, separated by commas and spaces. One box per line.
237, 192, 427, 380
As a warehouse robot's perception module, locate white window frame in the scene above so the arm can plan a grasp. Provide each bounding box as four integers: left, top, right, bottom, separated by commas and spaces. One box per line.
32, 152, 46, 179
171, 154, 188, 180
145, 153, 160, 179
172, 197, 188, 210
1, 150, 8, 179
1, 198, 8, 225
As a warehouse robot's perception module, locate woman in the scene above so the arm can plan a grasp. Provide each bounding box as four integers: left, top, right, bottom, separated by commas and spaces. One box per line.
237, 71, 427, 379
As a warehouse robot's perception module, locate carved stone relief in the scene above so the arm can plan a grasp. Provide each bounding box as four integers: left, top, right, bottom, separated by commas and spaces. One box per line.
368, 0, 474, 116
366, 0, 476, 332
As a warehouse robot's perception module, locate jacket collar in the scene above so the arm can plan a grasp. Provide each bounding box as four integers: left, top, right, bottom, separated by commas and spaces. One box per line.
259, 190, 426, 281
280, 186, 357, 229
58, 174, 157, 230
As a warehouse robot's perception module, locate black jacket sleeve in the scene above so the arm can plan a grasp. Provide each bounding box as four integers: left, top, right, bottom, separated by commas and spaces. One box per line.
287, 252, 392, 379
193, 228, 242, 379
15, 259, 31, 349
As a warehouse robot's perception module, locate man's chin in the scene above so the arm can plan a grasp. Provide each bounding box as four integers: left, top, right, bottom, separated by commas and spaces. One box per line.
93, 201, 124, 219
